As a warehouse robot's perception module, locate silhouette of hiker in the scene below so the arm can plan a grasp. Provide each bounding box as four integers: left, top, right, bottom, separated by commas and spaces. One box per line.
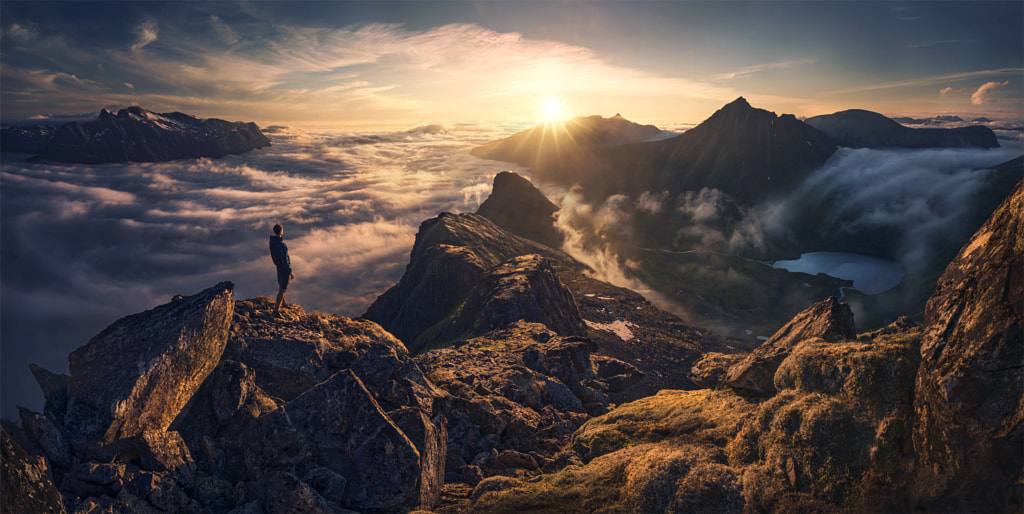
269, 224, 294, 317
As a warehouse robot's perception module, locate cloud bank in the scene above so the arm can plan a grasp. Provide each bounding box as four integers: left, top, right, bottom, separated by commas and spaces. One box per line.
0, 124, 524, 419
971, 80, 1010, 105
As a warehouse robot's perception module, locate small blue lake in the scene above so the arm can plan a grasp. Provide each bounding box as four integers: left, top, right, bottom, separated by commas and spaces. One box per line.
772, 252, 904, 295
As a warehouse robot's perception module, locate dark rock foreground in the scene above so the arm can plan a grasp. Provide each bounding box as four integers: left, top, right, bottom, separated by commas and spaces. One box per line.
2, 106, 271, 163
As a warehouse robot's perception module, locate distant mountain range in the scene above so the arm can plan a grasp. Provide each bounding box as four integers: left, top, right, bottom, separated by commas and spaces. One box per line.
470, 113, 662, 169
805, 109, 999, 149
1, 106, 271, 163
473, 98, 1002, 206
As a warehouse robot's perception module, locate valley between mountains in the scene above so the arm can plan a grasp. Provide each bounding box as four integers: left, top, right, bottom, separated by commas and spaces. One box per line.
2, 99, 1021, 513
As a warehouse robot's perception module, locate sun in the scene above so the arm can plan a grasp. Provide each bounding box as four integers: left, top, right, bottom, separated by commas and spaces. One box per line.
537, 97, 567, 123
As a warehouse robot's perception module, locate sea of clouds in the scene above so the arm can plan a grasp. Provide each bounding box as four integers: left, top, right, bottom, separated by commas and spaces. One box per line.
2, 122, 1021, 420
0, 123, 528, 419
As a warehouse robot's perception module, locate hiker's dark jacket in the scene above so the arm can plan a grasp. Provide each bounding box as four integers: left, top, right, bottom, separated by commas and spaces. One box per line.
269, 236, 291, 272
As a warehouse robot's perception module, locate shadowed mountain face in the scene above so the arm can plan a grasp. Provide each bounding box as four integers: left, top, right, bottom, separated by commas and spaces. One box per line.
2, 106, 271, 163
470, 114, 662, 169
476, 171, 563, 249
521, 97, 837, 205
805, 109, 999, 149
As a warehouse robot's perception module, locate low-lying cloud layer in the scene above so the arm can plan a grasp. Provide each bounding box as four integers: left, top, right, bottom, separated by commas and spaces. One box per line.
0, 125, 523, 418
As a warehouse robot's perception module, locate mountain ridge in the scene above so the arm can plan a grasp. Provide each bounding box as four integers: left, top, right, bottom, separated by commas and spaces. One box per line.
1, 106, 271, 163
805, 108, 999, 148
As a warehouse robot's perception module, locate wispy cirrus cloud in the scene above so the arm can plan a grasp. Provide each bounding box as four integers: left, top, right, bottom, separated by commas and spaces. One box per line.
713, 59, 816, 81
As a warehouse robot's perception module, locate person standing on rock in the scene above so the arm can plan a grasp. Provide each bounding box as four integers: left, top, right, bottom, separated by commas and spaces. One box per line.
269, 224, 294, 317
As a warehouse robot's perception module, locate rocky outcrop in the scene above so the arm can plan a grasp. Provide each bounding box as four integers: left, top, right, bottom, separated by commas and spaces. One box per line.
471, 320, 924, 513
476, 171, 563, 248
416, 321, 642, 484
1, 427, 66, 514
443, 254, 585, 343
725, 296, 856, 396
805, 109, 999, 149
363, 212, 577, 353
61, 281, 234, 455
16, 291, 447, 513
910, 180, 1023, 511
24, 106, 271, 163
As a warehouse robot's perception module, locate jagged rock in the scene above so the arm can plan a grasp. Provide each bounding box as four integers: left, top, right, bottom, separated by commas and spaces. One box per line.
805, 109, 999, 149
256, 471, 337, 514
29, 363, 70, 424
19, 406, 71, 469
417, 321, 639, 480
243, 369, 427, 511
442, 254, 585, 342
911, 180, 1023, 511
476, 171, 563, 248
387, 407, 446, 508
57, 282, 234, 455
222, 298, 441, 412
688, 352, 744, 389
136, 431, 195, 474
302, 467, 348, 507
364, 212, 571, 352
726, 296, 855, 396
31, 106, 271, 164
1, 427, 66, 514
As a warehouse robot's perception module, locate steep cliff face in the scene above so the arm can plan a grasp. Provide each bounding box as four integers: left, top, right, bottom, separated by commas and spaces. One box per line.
363, 212, 577, 352
805, 109, 1000, 148
24, 106, 271, 163
911, 180, 1023, 510
476, 171, 563, 248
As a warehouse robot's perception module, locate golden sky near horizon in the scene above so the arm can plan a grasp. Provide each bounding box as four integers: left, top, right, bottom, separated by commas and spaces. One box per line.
1, 1, 1021, 127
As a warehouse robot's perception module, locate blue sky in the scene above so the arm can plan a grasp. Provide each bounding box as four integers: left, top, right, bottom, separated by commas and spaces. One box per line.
1, 1, 1022, 126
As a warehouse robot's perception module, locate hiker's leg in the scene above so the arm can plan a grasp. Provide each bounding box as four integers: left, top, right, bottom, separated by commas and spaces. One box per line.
274, 288, 286, 314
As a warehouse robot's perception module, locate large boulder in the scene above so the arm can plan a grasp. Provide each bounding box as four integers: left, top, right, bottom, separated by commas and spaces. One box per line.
60, 282, 234, 452
726, 296, 855, 396
417, 321, 642, 480
243, 369, 426, 511
911, 180, 1023, 511
443, 254, 585, 342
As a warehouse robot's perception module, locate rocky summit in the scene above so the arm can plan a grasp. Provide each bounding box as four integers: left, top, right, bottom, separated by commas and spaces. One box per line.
2, 172, 1021, 513
3, 106, 271, 163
